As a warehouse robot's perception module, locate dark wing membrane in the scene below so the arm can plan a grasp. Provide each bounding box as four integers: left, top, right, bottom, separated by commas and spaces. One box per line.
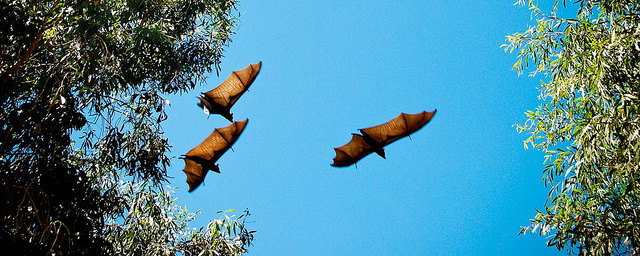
183, 158, 205, 192
202, 62, 262, 108
183, 119, 249, 163
209, 119, 248, 162
359, 110, 436, 146
331, 134, 374, 167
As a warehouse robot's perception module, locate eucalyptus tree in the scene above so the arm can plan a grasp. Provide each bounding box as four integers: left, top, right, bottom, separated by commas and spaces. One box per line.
504, 0, 640, 254
0, 0, 252, 255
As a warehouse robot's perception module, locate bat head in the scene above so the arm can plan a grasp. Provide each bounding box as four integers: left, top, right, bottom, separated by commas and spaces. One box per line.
197, 96, 212, 115
211, 164, 220, 173
198, 159, 220, 174
376, 149, 386, 159
222, 112, 233, 122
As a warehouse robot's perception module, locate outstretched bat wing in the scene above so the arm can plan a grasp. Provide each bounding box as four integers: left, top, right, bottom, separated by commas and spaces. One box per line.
182, 158, 207, 192
182, 119, 249, 192
359, 110, 436, 146
331, 134, 374, 167
202, 62, 262, 109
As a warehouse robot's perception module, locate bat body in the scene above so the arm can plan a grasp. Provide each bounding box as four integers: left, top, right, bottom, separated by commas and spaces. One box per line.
182, 119, 248, 192
331, 110, 436, 167
198, 62, 262, 122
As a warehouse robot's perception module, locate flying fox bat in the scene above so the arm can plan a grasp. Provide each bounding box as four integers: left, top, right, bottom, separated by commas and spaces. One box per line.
197, 62, 262, 122
331, 110, 436, 167
182, 119, 248, 192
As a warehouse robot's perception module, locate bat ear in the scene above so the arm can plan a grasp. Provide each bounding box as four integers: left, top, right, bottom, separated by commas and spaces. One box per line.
212, 164, 221, 173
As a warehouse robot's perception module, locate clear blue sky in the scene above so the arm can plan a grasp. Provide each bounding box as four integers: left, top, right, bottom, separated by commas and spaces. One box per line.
163, 0, 566, 255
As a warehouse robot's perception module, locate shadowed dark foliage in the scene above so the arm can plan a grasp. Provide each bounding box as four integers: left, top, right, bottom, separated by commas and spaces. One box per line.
0, 0, 246, 254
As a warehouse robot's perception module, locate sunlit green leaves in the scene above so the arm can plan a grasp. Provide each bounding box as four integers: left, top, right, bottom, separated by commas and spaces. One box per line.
105, 183, 253, 256
507, 0, 640, 254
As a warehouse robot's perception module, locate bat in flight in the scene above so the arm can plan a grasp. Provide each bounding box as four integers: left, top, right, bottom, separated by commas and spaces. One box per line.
181, 119, 248, 192
331, 110, 436, 167
197, 62, 262, 122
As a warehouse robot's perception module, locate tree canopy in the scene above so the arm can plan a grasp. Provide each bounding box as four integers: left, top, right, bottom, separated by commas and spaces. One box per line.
0, 0, 253, 255
504, 0, 640, 254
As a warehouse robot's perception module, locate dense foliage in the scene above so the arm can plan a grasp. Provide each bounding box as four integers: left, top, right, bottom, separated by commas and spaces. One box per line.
504, 0, 640, 254
105, 183, 253, 255
0, 0, 253, 255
